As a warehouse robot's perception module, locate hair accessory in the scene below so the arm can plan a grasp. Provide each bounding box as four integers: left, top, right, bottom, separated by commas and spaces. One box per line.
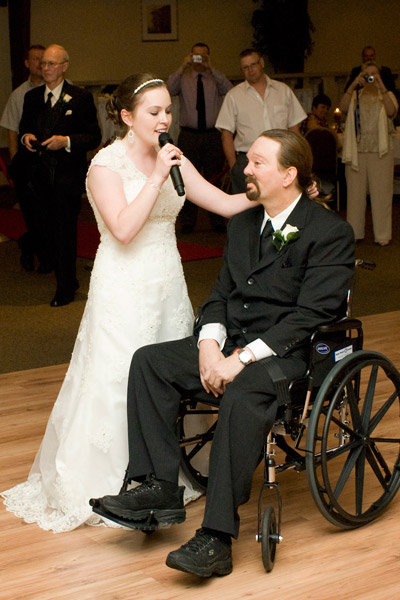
132, 79, 164, 96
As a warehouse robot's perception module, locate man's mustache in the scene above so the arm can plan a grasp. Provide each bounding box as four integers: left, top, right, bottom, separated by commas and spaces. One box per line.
245, 175, 258, 186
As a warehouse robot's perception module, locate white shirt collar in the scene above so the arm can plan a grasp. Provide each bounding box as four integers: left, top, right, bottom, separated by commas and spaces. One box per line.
44, 81, 64, 103
261, 193, 302, 232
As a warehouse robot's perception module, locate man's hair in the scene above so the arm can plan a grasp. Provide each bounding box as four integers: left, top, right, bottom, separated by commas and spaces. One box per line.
312, 93, 331, 109
26, 44, 45, 58
239, 48, 262, 59
260, 129, 313, 192
362, 45, 375, 56
191, 42, 210, 53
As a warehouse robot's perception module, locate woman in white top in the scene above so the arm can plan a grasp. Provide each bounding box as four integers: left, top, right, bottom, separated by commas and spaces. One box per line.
340, 62, 398, 245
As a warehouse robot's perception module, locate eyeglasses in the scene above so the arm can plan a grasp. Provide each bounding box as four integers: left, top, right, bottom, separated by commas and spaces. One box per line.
40, 61, 66, 68
241, 60, 261, 72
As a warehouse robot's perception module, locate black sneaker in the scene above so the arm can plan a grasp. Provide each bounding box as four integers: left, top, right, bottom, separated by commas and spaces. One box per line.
90, 475, 185, 525
166, 528, 233, 577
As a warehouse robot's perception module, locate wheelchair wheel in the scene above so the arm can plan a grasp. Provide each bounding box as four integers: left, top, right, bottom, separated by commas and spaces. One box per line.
176, 400, 219, 492
306, 350, 400, 528
261, 506, 277, 572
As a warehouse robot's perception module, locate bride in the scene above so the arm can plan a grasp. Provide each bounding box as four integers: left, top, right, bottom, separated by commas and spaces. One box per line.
1, 74, 257, 532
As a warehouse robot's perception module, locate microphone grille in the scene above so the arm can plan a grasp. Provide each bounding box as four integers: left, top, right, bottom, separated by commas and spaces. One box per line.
159, 132, 173, 146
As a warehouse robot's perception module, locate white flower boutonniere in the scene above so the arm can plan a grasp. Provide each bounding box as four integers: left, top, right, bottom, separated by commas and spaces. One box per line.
272, 224, 300, 252
62, 93, 72, 104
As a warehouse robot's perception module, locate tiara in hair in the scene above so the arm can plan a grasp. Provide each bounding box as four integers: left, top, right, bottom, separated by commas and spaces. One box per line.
132, 79, 164, 96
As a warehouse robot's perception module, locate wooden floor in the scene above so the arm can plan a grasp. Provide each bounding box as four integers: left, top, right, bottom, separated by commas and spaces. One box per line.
1, 312, 400, 600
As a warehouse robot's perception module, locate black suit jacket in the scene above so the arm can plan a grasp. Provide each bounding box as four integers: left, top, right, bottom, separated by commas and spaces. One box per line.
18, 80, 101, 188
200, 195, 355, 357
345, 65, 397, 93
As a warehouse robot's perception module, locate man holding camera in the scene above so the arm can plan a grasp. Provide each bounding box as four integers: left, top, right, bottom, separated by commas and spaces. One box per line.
168, 43, 232, 233
18, 44, 101, 306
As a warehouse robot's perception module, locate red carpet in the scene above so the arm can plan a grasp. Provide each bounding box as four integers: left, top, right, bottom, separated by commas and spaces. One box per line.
0, 207, 223, 262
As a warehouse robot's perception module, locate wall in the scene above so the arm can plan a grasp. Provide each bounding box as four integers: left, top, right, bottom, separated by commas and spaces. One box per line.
30, 0, 254, 82
307, 0, 400, 73
1, 0, 399, 147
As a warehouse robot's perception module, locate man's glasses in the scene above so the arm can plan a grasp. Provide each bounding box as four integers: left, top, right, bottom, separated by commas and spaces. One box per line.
40, 61, 66, 68
241, 60, 261, 72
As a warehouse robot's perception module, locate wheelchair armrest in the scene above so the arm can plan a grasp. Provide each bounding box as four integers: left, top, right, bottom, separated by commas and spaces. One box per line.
313, 317, 363, 336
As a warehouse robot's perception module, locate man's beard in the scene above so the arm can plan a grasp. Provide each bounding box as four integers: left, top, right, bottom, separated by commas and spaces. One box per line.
245, 175, 261, 201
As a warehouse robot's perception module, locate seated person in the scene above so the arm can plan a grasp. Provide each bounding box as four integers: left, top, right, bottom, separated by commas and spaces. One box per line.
91, 129, 355, 578
301, 93, 332, 134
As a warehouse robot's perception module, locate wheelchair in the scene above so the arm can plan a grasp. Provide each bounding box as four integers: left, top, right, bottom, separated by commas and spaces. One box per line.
176, 291, 400, 572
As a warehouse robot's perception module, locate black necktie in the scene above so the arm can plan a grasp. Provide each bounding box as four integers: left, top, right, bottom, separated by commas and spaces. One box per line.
45, 91, 53, 110
42, 92, 54, 139
196, 74, 206, 131
259, 219, 274, 260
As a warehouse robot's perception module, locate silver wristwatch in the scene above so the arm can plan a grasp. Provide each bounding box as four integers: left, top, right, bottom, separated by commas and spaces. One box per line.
238, 348, 253, 366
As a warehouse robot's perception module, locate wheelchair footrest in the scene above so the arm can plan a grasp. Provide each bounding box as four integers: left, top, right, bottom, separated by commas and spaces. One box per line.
91, 501, 183, 530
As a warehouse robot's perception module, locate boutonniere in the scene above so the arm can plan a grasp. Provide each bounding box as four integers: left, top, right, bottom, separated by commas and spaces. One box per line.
272, 224, 300, 252
60, 92, 72, 105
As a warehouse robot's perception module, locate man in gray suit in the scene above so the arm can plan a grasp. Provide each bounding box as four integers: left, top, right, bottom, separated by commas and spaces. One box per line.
91, 130, 355, 577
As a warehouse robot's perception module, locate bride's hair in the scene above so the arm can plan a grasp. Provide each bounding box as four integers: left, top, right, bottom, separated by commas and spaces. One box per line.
106, 74, 166, 137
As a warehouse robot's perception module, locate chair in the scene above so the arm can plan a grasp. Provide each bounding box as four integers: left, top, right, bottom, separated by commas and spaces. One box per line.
305, 128, 338, 210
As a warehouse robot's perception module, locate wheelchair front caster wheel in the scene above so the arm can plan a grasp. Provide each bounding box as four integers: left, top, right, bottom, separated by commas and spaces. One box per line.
261, 506, 278, 572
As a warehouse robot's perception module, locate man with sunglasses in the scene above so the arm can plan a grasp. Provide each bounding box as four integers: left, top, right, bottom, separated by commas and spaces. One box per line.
216, 49, 306, 193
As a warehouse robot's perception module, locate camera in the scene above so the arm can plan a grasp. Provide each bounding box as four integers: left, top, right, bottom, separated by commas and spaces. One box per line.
30, 139, 44, 152
364, 74, 375, 83
192, 54, 202, 63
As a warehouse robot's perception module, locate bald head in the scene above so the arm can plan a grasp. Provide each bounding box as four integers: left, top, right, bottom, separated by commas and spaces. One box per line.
41, 44, 69, 89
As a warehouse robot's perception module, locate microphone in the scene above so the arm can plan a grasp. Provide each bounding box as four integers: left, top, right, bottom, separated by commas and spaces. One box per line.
158, 132, 185, 196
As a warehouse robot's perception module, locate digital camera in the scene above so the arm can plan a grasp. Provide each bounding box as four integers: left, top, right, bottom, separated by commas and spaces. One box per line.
192, 54, 202, 63
364, 74, 375, 83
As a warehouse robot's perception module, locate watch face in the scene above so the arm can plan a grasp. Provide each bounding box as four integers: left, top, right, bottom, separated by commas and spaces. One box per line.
239, 349, 252, 365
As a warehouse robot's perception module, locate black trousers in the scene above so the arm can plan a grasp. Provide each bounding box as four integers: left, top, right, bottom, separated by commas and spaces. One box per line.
20, 159, 81, 296
230, 152, 249, 194
126, 335, 307, 538
177, 128, 226, 230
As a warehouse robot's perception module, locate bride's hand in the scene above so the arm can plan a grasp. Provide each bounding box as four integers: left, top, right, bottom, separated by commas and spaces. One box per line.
153, 142, 183, 184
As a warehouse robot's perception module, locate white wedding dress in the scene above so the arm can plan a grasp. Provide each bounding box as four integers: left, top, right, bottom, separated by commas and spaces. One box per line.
2, 139, 200, 532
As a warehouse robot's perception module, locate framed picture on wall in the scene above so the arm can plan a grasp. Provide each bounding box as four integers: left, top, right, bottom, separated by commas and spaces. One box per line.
142, 0, 178, 41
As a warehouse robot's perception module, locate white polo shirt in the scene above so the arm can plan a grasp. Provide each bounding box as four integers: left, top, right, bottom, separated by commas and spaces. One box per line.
216, 75, 307, 152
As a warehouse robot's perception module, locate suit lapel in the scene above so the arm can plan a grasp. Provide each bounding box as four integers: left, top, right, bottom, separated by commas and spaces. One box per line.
253, 194, 310, 271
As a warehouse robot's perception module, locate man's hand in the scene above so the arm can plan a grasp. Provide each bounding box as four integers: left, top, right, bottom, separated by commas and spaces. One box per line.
42, 135, 69, 151
199, 340, 246, 397
23, 133, 38, 152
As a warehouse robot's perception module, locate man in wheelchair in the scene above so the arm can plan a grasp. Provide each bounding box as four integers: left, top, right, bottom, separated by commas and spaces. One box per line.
91, 129, 355, 577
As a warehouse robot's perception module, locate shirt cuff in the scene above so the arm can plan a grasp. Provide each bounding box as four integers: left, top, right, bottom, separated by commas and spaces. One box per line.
246, 338, 276, 361
65, 136, 71, 152
198, 323, 227, 350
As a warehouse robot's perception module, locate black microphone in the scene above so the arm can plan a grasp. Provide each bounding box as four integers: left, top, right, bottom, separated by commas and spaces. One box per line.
158, 132, 185, 196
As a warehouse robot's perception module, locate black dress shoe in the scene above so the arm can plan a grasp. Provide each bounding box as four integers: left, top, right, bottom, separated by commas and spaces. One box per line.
90, 475, 185, 524
50, 294, 74, 307
166, 528, 233, 577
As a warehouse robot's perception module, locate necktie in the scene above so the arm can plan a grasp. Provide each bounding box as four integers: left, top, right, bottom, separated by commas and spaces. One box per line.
196, 74, 206, 131
45, 91, 53, 109
259, 219, 274, 260
42, 92, 54, 139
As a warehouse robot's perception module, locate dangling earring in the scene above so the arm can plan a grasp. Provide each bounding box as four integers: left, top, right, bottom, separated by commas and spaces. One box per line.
128, 128, 134, 143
